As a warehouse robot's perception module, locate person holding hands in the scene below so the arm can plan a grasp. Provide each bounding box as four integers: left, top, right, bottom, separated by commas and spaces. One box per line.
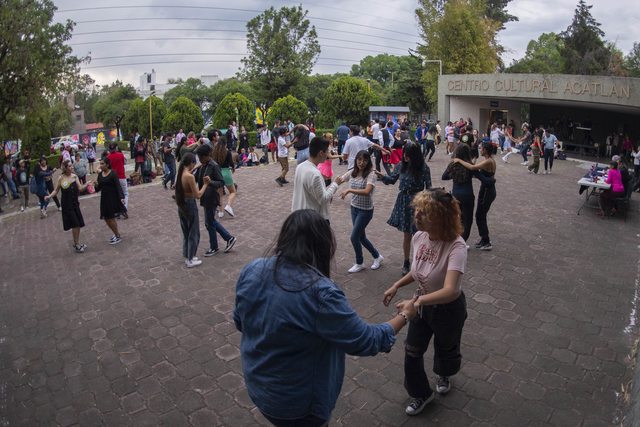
382, 188, 468, 417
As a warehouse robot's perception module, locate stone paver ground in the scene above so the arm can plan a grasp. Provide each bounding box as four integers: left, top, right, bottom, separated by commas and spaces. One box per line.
1, 148, 639, 426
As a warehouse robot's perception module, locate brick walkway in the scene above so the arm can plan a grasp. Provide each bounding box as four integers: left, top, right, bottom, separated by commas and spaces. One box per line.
1, 149, 638, 426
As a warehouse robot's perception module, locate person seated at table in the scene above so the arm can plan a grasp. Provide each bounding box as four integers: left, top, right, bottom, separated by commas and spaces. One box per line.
598, 161, 625, 216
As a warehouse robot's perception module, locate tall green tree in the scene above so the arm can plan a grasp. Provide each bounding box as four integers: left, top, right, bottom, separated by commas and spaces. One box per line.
319, 77, 380, 127
49, 101, 72, 137
21, 101, 52, 158
207, 78, 255, 118
296, 74, 343, 120
0, 0, 87, 127
240, 5, 320, 110
163, 78, 209, 110
267, 95, 308, 125
507, 33, 566, 74
212, 93, 254, 130
163, 96, 204, 134
416, 0, 500, 106
560, 0, 610, 75
121, 99, 145, 138
93, 81, 139, 139
625, 42, 640, 77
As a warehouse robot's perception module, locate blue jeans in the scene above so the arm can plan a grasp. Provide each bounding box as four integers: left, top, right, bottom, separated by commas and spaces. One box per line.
163, 159, 176, 187
179, 199, 200, 260
350, 206, 379, 264
4, 178, 17, 197
204, 206, 232, 250
296, 148, 309, 165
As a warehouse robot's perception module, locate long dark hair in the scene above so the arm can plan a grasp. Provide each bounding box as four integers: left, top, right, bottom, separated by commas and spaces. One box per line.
212, 140, 228, 165
272, 209, 336, 279
175, 153, 195, 215
401, 142, 425, 181
351, 150, 372, 179
175, 136, 187, 162
448, 144, 472, 184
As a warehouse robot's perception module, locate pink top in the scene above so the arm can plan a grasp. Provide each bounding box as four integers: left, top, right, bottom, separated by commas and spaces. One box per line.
606, 169, 624, 193
317, 159, 333, 178
411, 231, 467, 295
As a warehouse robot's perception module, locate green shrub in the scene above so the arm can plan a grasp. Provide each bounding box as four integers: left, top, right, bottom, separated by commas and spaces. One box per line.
29, 154, 60, 171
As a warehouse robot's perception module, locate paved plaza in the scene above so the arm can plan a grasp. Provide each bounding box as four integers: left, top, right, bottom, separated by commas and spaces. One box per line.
1, 150, 639, 426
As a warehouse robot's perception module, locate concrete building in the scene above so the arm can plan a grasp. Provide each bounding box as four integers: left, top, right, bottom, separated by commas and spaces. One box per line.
138, 70, 220, 99
438, 74, 640, 152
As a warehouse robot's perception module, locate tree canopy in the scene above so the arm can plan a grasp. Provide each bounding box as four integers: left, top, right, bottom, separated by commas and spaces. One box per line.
560, 1, 610, 75
267, 95, 308, 125
162, 78, 209, 111
416, 0, 500, 107
207, 78, 255, 118
319, 77, 380, 127
625, 43, 640, 77
507, 33, 566, 74
212, 93, 254, 130
163, 96, 204, 134
0, 0, 86, 127
93, 82, 139, 138
240, 5, 320, 108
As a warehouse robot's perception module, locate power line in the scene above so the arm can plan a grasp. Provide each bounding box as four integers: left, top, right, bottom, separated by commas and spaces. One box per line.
82, 59, 353, 70
88, 52, 359, 62
69, 38, 406, 55
58, 5, 420, 39
71, 27, 414, 45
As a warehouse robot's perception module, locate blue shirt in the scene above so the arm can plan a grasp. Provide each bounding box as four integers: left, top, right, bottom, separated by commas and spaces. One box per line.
336, 125, 350, 142
543, 134, 557, 150
233, 257, 396, 421
415, 125, 429, 141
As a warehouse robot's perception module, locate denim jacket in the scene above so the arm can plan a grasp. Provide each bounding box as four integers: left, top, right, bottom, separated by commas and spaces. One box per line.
233, 257, 396, 421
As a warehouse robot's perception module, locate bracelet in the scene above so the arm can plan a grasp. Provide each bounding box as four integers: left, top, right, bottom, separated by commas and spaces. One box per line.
397, 311, 409, 325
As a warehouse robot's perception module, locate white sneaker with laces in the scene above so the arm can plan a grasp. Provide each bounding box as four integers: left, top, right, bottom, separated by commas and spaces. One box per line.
371, 255, 384, 270
348, 263, 365, 273
224, 205, 235, 217
185, 259, 203, 268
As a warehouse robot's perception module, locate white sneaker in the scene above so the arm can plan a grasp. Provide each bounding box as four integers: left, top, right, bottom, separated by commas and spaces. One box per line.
521, 161, 528, 165
224, 205, 235, 217
501, 156, 508, 163
185, 259, 203, 268
20, 206, 24, 212
348, 263, 365, 273
217, 210, 224, 218
371, 255, 384, 270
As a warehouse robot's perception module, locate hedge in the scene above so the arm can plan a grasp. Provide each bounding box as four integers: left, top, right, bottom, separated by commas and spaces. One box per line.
28, 154, 60, 171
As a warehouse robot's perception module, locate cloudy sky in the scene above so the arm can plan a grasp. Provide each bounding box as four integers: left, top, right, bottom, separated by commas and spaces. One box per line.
52, 0, 640, 88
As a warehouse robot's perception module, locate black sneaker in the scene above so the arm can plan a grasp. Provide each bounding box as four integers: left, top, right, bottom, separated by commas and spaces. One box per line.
204, 248, 219, 257
275, 178, 283, 187
474, 239, 485, 249
479, 242, 493, 251
405, 393, 434, 416
74, 244, 85, 253
224, 237, 236, 253
282, 179, 290, 184
436, 375, 451, 394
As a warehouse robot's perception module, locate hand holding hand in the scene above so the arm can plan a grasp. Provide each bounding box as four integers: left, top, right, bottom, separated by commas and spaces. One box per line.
340, 190, 348, 200
396, 299, 418, 320
203, 176, 211, 184
382, 285, 397, 307
44, 195, 50, 201
335, 176, 344, 185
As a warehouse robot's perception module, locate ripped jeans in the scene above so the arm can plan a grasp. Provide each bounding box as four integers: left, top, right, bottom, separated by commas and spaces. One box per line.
404, 293, 467, 399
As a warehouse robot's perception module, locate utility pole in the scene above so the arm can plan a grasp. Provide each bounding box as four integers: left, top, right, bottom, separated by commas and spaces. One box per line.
149, 90, 156, 142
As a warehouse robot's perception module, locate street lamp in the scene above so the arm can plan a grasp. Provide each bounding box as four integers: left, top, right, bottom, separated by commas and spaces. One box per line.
148, 90, 156, 143
423, 59, 443, 76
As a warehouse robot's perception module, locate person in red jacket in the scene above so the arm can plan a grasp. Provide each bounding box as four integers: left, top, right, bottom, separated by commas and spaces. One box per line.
107, 143, 129, 218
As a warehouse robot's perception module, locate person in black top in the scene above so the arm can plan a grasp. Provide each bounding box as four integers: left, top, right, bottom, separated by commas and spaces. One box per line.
93, 157, 126, 245
162, 136, 176, 190
442, 144, 475, 244
194, 144, 237, 256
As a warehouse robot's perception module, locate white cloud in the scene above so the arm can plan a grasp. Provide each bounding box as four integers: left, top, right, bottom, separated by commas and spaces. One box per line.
52, 0, 639, 88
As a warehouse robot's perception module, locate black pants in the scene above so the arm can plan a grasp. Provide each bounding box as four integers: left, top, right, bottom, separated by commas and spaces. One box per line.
543, 148, 554, 171
45, 180, 60, 208
453, 191, 474, 241
475, 184, 496, 244
424, 141, 436, 160
521, 144, 530, 162
404, 293, 467, 399
374, 150, 391, 174
338, 140, 346, 164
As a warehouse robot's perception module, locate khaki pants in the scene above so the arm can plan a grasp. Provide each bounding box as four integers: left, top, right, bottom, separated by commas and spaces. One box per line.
278, 156, 289, 180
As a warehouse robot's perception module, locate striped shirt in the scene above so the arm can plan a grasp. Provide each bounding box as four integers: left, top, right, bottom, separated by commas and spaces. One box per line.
342, 171, 376, 210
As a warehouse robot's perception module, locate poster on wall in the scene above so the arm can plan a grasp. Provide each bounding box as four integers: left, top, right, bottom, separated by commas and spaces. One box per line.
2, 140, 21, 157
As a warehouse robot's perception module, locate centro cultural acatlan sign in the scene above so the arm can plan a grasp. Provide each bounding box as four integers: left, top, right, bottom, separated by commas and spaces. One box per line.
439, 73, 640, 108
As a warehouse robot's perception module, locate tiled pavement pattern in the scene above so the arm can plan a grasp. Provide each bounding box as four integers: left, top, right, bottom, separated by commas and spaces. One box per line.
1, 149, 639, 426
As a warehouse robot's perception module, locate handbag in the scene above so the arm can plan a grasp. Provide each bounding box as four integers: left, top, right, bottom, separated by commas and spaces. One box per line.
29, 176, 37, 194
